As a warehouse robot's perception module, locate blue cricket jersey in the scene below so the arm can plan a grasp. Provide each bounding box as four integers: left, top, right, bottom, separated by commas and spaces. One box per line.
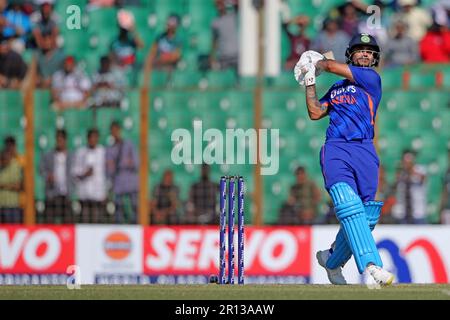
319, 65, 382, 141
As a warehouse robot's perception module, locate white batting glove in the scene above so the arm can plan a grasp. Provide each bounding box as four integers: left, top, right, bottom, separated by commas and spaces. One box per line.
304, 68, 316, 86
294, 51, 324, 85
295, 62, 315, 86
303, 50, 325, 68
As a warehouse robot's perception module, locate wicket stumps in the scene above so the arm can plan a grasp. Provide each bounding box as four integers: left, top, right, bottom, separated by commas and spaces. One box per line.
219, 176, 245, 285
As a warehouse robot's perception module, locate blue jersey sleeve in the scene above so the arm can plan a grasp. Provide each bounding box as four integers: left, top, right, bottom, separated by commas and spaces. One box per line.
349, 65, 381, 101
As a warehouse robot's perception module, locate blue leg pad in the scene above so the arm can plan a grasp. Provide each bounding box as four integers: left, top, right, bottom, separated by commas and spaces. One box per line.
326, 201, 384, 270
364, 201, 383, 231
326, 228, 352, 269
329, 183, 382, 274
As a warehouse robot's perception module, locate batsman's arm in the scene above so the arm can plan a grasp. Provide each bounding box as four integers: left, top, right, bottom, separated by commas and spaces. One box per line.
316, 59, 355, 82
305, 84, 328, 120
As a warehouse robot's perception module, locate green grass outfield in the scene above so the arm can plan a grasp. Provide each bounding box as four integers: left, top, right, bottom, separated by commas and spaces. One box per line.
0, 284, 450, 300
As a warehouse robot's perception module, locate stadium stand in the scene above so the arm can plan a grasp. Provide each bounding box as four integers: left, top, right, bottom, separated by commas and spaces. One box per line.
0, 0, 448, 225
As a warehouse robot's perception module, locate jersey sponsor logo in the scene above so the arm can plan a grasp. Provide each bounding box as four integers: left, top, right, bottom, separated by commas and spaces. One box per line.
331, 95, 357, 105
0, 226, 75, 273
143, 226, 311, 276
330, 85, 356, 99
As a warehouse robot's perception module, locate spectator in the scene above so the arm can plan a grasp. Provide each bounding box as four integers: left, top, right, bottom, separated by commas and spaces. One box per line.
147, 14, 182, 71
0, 36, 27, 89
209, 0, 239, 71
338, 2, 362, 37
322, 198, 339, 224
2, 1, 32, 52
440, 149, 450, 224
36, 32, 65, 88
282, 15, 311, 71
3, 135, 25, 211
39, 129, 74, 224
72, 129, 107, 223
110, 10, 144, 70
91, 56, 126, 108
392, 150, 428, 224
431, 0, 450, 29
31, 1, 59, 50
184, 164, 219, 225
278, 197, 296, 225
392, 0, 432, 42
377, 165, 396, 224
3, 135, 24, 167
311, 18, 350, 63
419, 22, 450, 63
278, 166, 321, 225
0, 149, 23, 223
0, 0, 8, 35
105, 121, 139, 224
384, 19, 419, 67
51, 55, 91, 110
150, 170, 179, 225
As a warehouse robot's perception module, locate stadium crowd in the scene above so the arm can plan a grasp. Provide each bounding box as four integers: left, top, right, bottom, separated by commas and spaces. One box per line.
0, 0, 449, 225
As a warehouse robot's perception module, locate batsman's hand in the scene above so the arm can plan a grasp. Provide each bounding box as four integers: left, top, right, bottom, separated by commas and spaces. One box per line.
303, 64, 316, 87
294, 62, 316, 87
293, 50, 325, 84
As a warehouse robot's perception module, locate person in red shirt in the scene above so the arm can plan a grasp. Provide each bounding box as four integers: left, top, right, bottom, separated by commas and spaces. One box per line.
419, 22, 450, 63
283, 15, 311, 70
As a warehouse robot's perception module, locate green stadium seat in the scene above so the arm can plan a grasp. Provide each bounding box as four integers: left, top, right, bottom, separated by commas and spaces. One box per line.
415, 133, 448, 155
441, 67, 450, 89
179, 51, 199, 72
36, 128, 56, 152
206, 70, 237, 88
171, 71, 203, 88
380, 91, 429, 112
94, 107, 127, 139
153, 0, 186, 19
0, 91, 23, 130
415, 91, 449, 112
272, 72, 297, 88
397, 111, 435, 134
191, 31, 212, 53
34, 90, 56, 130
187, 0, 216, 33
148, 129, 173, 155
407, 70, 437, 89
87, 8, 118, 31
381, 67, 405, 90
263, 173, 292, 224
377, 111, 398, 133
57, 109, 95, 143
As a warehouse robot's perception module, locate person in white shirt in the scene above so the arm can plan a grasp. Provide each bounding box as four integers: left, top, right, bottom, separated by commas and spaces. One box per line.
51, 55, 91, 110
40, 129, 74, 223
392, 150, 428, 224
72, 128, 107, 223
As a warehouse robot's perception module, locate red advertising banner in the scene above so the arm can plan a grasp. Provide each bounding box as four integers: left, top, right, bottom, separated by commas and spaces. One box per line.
143, 226, 311, 276
0, 225, 75, 273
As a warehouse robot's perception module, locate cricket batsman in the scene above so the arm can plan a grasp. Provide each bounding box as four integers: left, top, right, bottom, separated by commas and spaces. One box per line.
294, 33, 394, 285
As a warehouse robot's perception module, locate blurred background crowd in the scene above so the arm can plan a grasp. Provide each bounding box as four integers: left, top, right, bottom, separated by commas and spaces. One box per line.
0, 0, 449, 226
